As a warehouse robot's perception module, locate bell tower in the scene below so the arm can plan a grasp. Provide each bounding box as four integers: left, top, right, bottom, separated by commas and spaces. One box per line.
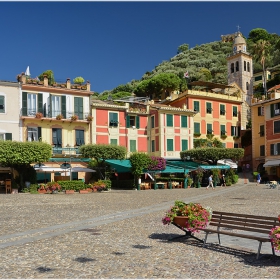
226, 31, 253, 105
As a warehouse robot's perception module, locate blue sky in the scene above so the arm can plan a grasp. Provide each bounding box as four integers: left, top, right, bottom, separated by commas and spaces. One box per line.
0, 1, 279, 93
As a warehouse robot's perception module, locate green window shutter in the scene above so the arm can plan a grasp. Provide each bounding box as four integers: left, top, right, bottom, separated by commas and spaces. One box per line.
75, 130, 85, 146
126, 116, 130, 128
0, 96, 4, 113
151, 140, 155, 152
194, 122, 200, 133
270, 144, 274, 155
22, 92, 27, 116
167, 139, 173, 151
61, 96, 66, 118
38, 127, 42, 141
181, 116, 187, 128
194, 101, 200, 112
74, 97, 83, 120
109, 112, 118, 127
5, 133, 12, 140
166, 114, 173, 127
206, 102, 212, 113
233, 106, 238, 117
38, 93, 43, 114
110, 139, 118, 145
220, 125, 225, 135
136, 116, 140, 129
151, 116, 155, 128
271, 104, 275, 118
231, 126, 234, 136
207, 124, 212, 134
220, 104, 225, 115
49, 94, 52, 118
238, 126, 241, 137
182, 139, 188, 151
130, 140, 136, 152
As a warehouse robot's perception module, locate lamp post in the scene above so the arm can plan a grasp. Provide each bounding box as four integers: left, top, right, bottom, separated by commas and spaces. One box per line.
69, 156, 72, 181
183, 156, 190, 188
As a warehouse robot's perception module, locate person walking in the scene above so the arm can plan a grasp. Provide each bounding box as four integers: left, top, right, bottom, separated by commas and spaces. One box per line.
206, 174, 214, 190
221, 174, 226, 187
256, 173, 261, 186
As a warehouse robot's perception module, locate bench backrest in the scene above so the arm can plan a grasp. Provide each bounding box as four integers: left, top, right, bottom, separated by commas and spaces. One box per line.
210, 211, 280, 234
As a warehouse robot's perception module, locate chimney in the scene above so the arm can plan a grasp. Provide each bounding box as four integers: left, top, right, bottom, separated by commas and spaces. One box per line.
66, 78, 71, 89
43, 75, 48, 86
86, 81, 90, 91
21, 73, 26, 84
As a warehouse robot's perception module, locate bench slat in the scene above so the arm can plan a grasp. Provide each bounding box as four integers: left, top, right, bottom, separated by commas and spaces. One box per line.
201, 228, 270, 242
212, 211, 279, 221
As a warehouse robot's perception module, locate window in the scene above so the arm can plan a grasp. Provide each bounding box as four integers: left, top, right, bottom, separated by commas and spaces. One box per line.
126, 115, 139, 128
181, 139, 188, 151
246, 82, 249, 90
220, 104, 225, 115
181, 115, 188, 128
167, 139, 173, 151
52, 128, 62, 154
0, 133, 12, 140
231, 63, 234, 73
258, 106, 264, 116
151, 140, 155, 152
255, 75, 262, 82
260, 145, 265, 156
51, 95, 61, 117
259, 125, 264, 137
235, 61, 239, 72
206, 102, 212, 114
110, 139, 118, 145
27, 127, 41, 141
244, 61, 246, 71
193, 101, 200, 112
194, 122, 200, 134
234, 143, 239, 148
109, 112, 118, 127
151, 116, 155, 128
74, 97, 83, 120
247, 62, 250, 72
270, 143, 280, 156
274, 120, 280, 133
75, 130, 85, 146
220, 125, 226, 136
271, 103, 280, 117
231, 126, 240, 137
130, 140, 136, 152
207, 124, 213, 135
166, 114, 173, 127
0, 95, 5, 113
233, 106, 238, 117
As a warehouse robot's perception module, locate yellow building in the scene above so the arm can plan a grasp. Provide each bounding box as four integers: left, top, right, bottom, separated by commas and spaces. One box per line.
18, 74, 94, 183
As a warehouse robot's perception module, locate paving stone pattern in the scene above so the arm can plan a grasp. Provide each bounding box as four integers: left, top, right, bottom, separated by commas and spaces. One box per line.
0, 180, 279, 278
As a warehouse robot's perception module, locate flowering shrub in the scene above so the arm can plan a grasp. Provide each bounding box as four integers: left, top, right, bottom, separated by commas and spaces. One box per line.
269, 226, 280, 252
162, 201, 212, 233
46, 181, 61, 192
147, 156, 166, 171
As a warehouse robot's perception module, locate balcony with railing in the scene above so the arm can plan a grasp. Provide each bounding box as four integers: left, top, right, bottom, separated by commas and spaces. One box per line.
20, 108, 93, 122
52, 146, 82, 156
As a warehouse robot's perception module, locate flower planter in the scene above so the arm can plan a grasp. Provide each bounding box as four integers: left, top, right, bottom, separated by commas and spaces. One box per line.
86, 188, 92, 193
173, 216, 188, 228
38, 189, 47, 194
79, 190, 88, 194
65, 190, 75, 194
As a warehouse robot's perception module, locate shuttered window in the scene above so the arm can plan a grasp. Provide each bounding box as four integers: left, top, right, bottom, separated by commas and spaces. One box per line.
181, 139, 188, 151
109, 112, 118, 127
110, 139, 118, 145
260, 145, 265, 156
207, 124, 213, 134
166, 114, 173, 127
220, 125, 226, 135
75, 130, 85, 146
52, 128, 62, 147
194, 122, 200, 134
206, 102, 212, 114
74, 97, 83, 120
151, 140, 155, 152
220, 104, 225, 115
194, 101, 200, 112
0, 95, 5, 113
181, 116, 187, 128
233, 106, 238, 117
130, 140, 136, 152
151, 116, 155, 128
167, 139, 173, 151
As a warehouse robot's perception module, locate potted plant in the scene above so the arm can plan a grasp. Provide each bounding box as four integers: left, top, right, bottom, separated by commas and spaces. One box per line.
56, 114, 64, 120
46, 181, 61, 193
73, 76, 85, 85
86, 115, 93, 121
269, 225, 280, 252
162, 201, 212, 233
187, 177, 193, 188
35, 112, 43, 119
71, 115, 78, 121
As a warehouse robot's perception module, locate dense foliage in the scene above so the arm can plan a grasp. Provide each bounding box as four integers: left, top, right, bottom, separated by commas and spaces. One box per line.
129, 152, 152, 179
181, 148, 244, 165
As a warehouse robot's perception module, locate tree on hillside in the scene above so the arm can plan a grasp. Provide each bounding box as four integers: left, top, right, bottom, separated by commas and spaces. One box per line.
177, 43, 189, 54
248, 28, 271, 43
252, 39, 271, 96
180, 148, 244, 165
79, 144, 127, 179
0, 141, 52, 186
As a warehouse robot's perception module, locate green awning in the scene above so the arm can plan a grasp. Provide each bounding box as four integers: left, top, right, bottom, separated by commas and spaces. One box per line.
105, 159, 132, 173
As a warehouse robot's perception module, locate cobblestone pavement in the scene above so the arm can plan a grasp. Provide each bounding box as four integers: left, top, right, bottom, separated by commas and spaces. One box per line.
0, 181, 279, 279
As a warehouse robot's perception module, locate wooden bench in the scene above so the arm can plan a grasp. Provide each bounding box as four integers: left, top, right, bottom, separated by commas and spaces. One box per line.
201, 211, 280, 259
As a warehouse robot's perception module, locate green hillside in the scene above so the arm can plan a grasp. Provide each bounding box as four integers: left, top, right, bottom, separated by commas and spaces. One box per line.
98, 28, 280, 99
